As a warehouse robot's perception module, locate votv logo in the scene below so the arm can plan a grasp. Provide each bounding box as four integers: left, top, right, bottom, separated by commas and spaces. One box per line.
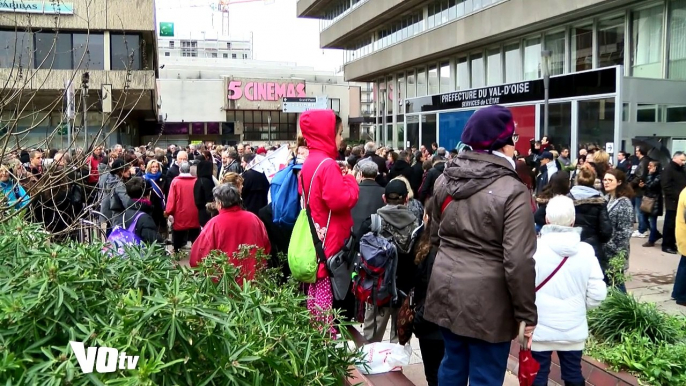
69, 342, 139, 374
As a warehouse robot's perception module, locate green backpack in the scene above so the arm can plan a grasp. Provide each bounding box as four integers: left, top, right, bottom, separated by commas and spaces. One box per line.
288, 159, 332, 283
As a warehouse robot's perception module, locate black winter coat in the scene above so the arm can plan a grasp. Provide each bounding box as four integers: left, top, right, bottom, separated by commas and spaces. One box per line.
351, 180, 385, 235
122, 199, 165, 244
242, 169, 270, 215
413, 247, 442, 340
410, 162, 424, 198
418, 161, 446, 203
388, 160, 413, 182
643, 172, 663, 216
193, 161, 215, 226
661, 161, 686, 211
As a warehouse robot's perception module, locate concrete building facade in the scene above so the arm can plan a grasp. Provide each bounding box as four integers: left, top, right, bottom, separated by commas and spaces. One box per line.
299, 0, 686, 159
157, 33, 253, 61
0, 0, 159, 149
152, 56, 364, 148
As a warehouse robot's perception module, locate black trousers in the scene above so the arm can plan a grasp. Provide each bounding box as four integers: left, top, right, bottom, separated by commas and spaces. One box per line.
418, 337, 444, 386
172, 228, 200, 252
662, 209, 677, 250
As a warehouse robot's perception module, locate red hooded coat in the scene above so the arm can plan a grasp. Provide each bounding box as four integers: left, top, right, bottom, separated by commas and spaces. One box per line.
165, 175, 200, 231
299, 110, 359, 272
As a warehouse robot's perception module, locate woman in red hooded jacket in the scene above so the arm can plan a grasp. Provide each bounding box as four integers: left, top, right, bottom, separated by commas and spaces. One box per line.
299, 110, 360, 335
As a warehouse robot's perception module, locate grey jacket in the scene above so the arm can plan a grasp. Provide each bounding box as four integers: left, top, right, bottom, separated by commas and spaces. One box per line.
603, 195, 633, 264
99, 174, 130, 228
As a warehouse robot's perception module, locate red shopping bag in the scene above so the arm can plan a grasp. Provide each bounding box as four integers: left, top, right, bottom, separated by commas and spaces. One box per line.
518, 322, 540, 386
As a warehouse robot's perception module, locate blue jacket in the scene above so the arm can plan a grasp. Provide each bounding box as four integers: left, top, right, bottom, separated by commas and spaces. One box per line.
1, 180, 30, 210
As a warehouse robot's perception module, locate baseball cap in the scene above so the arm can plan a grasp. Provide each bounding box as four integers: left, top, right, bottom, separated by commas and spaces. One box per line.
540, 151, 554, 160
385, 179, 409, 200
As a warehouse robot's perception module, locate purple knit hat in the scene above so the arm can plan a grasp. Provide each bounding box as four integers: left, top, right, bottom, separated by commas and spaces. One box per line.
461, 105, 515, 152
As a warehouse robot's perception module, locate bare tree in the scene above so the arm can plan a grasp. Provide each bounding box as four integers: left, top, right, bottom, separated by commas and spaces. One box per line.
0, 2, 164, 240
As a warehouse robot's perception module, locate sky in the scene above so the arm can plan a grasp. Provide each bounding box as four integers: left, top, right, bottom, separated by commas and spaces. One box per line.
155, 0, 344, 73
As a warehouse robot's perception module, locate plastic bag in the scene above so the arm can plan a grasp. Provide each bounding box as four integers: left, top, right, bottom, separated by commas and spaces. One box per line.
355, 342, 412, 375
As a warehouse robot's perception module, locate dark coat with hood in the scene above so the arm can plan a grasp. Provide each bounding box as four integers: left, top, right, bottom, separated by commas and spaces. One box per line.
410, 160, 424, 197
418, 160, 446, 203
388, 159, 413, 182
535, 185, 613, 267
242, 168, 270, 215
424, 152, 537, 343
122, 198, 165, 244
644, 171, 663, 216
100, 173, 130, 228
193, 160, 215, 227
661, 160, 686, 211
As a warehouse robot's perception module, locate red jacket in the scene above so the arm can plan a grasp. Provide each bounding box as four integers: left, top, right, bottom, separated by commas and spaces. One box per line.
165, 175, 200, 231
299, 110, 359, 266
86, 155, 101, 184
189, 207, 270, 282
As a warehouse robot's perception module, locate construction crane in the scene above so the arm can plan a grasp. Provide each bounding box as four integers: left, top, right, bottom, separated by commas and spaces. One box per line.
159, 0, 274, 37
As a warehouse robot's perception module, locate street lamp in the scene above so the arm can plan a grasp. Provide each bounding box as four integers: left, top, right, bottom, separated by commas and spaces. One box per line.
541, 50, 551, 137
379, 89, 386, 145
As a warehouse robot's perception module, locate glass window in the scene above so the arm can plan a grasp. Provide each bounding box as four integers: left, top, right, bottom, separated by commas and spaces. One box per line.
598, 17, 625, 68
417, 68, 427, 97
386, 77, 393, 114
440, 61, 452, 92
668, 0, 686, 79
72, 33, 104, 70
0, 30, 33, 68
524, 37, 541, 80
457, 56, 470, 90
448, 0, 457, 19
631, 6, 664, 78
428, 65, 439, 95
34, 32, 72, 69
471, 53, 485, 88
397, 74, 406, 114
572, 26, 593, 72
578, 99, 616, 152
406, 70, 416, 99
464, 0, 473, 14
666, 105, 686, 122
441, 0, 449, 24
637, 104, 658, 122
111, 34, 141, 70
504, 43, 522, 83
545, 31, 565, 75
422, 114, 437, 151
539, 102, 572, 152
457, 0, 465, 17
486, 48, 502, 85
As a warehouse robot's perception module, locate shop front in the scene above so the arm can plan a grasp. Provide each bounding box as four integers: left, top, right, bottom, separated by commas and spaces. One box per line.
405, 66, 623, 160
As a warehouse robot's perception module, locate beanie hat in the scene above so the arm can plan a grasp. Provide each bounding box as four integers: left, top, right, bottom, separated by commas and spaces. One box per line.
540, 151, 554, 160
460, 105, 515, 152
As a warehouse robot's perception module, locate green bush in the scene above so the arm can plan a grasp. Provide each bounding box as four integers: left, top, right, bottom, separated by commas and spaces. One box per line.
588, 290, 684, 344
0, 216, 360, 385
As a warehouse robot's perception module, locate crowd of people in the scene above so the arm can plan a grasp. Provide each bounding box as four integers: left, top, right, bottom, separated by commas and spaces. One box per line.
2, 104, 686, 386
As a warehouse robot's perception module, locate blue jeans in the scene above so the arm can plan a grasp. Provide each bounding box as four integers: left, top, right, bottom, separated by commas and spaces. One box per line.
672, 255, 686, 303
648, 215, 661, 243
532, 350, 584, 386
438, 327, 510, 386
634, 196, 648, 233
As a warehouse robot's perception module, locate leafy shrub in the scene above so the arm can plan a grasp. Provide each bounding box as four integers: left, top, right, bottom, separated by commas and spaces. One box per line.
588, 290, 684, 344
0, 216, 360, 385
586, 334, 686, 385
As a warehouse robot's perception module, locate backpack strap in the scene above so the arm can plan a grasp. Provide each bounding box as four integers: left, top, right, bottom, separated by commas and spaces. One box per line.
535, 257, 569, 292
441, 195, 453, 214
303, 158, 333, 248
126, 212, 145, 233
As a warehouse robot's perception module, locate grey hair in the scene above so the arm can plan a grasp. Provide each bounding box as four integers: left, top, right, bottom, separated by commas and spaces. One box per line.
179, 162, 191, 174
358, 159, 379, 178
674, 151, 685, 158
213, 184, 242, 209
436, 147, 447, 157
545, 195, 576, 226
364, 142, 377, 153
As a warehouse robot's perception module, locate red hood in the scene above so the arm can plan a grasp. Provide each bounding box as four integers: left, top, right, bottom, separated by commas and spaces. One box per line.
299, 110, 337, 159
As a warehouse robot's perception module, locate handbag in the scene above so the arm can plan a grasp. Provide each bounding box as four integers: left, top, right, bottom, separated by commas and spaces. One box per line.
640, 196, 656, 214
396, 288, 415, 345
326, 232, 356, 301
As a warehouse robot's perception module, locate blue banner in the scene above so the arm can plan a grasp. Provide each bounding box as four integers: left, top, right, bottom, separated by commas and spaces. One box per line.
439, 110, 475, 151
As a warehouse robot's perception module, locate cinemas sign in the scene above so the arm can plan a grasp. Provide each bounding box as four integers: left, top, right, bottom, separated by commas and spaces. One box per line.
227, 80, 306, 102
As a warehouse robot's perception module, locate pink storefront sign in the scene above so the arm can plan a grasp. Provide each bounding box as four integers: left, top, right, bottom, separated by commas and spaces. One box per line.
228, 81, 306, 101
191, 123, 204, 135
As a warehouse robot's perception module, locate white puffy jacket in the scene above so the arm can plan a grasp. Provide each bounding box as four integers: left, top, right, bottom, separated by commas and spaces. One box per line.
532, 225, 607, 352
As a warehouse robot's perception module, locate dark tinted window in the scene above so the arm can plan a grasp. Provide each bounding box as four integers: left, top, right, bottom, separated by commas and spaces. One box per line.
110, 34, 141, 70
0, 30, 33, 68
73, 33, 104, 70
34, 32, 72, 69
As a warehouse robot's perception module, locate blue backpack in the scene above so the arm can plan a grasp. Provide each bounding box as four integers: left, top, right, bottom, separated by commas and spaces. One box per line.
270, 160, 303, 227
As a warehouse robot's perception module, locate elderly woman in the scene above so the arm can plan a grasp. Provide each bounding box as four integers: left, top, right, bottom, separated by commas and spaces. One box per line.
189, 184, 270, 282
144, 159, 167, 235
